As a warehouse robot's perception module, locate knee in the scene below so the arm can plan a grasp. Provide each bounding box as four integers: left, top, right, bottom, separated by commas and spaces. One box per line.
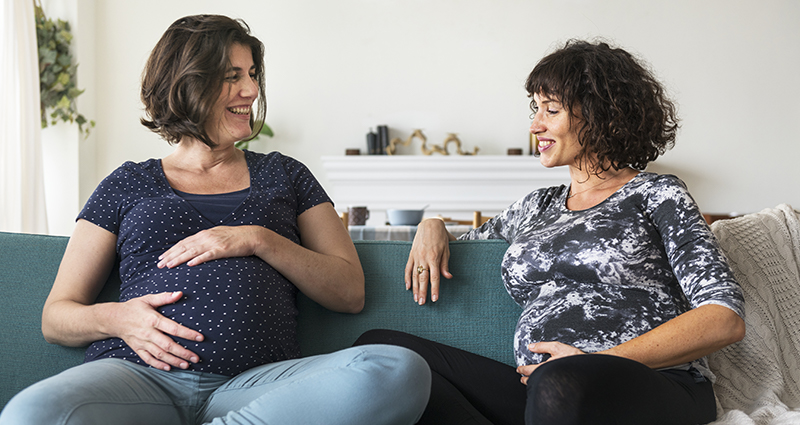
0, 381, 71, 425
359, 344, 431, 389
356, 345, 431, 416
525, 360, 585, 424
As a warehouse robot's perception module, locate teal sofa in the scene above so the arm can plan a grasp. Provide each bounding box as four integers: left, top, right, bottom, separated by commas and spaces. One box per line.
4, 204, 799, 424
0, 231, 518, 410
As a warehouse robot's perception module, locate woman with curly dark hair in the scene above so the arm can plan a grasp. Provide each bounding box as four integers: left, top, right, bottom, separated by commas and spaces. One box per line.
356, 40, 745, 424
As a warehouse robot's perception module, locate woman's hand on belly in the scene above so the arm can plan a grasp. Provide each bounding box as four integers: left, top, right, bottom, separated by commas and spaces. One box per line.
112, 291, 204, 371
516, 341, 585, 385
157, 225, 259, 269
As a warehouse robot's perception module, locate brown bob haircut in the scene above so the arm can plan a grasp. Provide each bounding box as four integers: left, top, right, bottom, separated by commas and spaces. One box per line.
526, 39, 679, 174
140, 15, 267, 147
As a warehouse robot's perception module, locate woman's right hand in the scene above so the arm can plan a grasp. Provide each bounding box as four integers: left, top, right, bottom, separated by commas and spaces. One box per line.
405, 218, 455, 305
113, 291, 204, 371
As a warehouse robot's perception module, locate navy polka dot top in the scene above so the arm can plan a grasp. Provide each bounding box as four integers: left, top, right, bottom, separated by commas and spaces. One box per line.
78, 150, 332, 376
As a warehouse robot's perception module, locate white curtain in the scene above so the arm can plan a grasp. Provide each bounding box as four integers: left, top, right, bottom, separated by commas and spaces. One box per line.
0, 0, 48, 234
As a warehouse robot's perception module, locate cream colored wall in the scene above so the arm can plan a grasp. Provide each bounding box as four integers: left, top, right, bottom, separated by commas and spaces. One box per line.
45, 0, 800, 234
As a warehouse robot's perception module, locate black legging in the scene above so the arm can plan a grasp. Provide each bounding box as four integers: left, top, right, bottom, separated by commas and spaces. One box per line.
354, 329, 717, 425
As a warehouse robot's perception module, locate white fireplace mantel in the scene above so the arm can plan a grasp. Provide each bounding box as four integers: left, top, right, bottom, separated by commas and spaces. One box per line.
321, 155, 569, 225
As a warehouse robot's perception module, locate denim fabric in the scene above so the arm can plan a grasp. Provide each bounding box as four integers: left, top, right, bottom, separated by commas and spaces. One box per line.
0, 345, 430, 425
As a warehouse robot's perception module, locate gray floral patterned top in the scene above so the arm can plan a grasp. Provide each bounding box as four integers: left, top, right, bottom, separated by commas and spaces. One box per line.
459, 172, 744, 379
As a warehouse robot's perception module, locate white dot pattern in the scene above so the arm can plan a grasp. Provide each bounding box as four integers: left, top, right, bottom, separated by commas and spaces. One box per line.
79, 150, 332, 376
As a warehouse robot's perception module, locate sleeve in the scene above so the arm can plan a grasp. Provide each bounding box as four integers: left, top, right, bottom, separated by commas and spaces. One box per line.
646, 175, 745, 318
280, 155, 333, 215
76, 162, 139, 235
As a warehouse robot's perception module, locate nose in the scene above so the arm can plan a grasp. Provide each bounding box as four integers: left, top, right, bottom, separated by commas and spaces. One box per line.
240, 76, 259, 99
530, 111, 545, 134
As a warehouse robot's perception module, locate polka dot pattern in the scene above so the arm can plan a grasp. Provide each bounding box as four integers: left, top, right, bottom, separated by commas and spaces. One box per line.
79, 150, 332, 376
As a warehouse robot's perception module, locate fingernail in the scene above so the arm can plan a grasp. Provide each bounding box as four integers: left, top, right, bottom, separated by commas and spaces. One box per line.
190, 357, 198, 363
432, 294, 438, 302
180, 362, 188, 369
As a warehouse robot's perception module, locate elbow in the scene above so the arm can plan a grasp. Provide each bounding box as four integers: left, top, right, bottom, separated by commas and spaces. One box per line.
41, 311, 60, 345
344, 283, 366, 314
727, 314, 746, 345
348, 295, 365, 314
715, 307, 746, 348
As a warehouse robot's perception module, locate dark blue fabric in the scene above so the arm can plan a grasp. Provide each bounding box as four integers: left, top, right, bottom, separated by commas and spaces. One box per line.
172, 187, 249, 224
77, 150, 331, 376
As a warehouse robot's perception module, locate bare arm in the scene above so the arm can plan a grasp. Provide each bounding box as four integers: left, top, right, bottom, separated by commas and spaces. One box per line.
517, 304, 745, 383
42, 219, 204, 371
158, 202, 365, 313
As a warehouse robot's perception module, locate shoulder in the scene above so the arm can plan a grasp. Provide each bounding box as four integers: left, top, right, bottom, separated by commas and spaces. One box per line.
516, 185, 568, 213
245, 150, 312, 176
625, 172, 693, 208
97, 159, 162, 191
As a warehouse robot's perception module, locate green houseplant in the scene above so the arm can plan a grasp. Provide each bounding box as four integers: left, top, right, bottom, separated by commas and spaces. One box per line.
235, 122, 274, 150
35, 2, 94, 138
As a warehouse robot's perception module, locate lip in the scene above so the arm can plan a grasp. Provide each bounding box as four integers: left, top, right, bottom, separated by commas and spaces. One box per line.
227, 105, 252, 118
536, 136, 555, 152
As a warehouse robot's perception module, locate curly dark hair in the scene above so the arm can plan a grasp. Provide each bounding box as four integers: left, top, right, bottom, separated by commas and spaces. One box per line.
140, 15, 267, 147
526, 39, 679, 173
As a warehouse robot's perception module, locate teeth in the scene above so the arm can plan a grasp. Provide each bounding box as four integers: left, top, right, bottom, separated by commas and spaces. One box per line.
538, 140, 554, 148
228, 107, 250, 115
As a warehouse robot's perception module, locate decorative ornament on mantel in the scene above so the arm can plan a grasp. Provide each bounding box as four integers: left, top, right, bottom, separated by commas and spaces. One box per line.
386, 129, 479, 156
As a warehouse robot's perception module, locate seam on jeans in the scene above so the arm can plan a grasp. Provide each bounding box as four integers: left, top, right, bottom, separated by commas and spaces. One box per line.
205, 347, 369, 397
59, 399, 179, 425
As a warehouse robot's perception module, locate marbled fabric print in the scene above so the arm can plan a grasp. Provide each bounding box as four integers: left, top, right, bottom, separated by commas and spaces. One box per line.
460, 172, 744, 378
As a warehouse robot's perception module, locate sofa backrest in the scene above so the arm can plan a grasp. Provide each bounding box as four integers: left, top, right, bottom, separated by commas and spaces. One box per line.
298, 240, 519, 365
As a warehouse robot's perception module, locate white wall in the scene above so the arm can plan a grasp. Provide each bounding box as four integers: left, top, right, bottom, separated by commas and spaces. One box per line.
46, 0, 800, 233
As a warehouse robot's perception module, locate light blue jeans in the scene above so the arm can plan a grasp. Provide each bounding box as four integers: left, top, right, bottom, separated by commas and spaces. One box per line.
0, 345, 430, 425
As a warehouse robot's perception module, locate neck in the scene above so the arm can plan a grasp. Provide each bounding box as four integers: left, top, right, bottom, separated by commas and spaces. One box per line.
169, 138, 241, 173
567, 166, 638, 200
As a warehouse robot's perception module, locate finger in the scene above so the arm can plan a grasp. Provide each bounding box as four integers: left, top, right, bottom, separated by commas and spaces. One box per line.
136, 338, 199, 371
417, 267, 429, 305
135, 347, 173, 371
440, 245, 453, 279
429, 268, 440, 303
158, 245, 193, 268
405, 257, 415, 291
145, 292, 204, 342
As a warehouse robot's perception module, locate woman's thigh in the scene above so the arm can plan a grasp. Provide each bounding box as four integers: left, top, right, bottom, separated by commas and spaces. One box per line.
355, 329, 526, 425
0, 358, 213, 425
198, 344, 430, 425
526, 354, 717, 425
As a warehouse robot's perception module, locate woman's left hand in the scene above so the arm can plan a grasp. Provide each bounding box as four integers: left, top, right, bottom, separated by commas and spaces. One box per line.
158, 226, 260, 268
516, 341, 585, 385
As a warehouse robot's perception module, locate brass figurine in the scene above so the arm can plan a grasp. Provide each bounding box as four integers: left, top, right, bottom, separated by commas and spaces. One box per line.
386, 129, 479, 156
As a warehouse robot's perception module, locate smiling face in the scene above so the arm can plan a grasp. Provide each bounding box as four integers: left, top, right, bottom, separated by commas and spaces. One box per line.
529, 93, 583, 169
205, 43, 258, 148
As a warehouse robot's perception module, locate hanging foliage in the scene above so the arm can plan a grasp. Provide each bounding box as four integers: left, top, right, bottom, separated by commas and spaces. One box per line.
35, 2, 94, 138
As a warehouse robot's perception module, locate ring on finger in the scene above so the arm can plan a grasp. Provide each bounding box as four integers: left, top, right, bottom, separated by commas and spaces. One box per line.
417, 265, 428, 274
